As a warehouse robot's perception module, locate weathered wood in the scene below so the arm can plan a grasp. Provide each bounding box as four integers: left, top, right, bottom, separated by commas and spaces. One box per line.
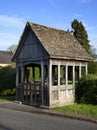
13, 22, 91, 108
41, 61, 44, 105
17, 82, 41, 106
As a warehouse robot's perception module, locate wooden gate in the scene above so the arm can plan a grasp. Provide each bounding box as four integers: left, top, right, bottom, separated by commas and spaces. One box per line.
16, 82, 42, 106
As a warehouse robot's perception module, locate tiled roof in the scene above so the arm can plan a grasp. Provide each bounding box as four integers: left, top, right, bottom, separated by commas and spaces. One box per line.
0, 51, 12, 64
28, 22, 92, 61
12, 21, 92, 61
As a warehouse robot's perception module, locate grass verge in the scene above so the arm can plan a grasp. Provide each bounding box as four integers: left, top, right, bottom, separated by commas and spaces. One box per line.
52, 104, 97, 120
0, 96, 15, 102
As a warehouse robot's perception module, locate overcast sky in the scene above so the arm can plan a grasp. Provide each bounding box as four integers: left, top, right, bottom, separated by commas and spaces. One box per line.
0, 0, 97, 52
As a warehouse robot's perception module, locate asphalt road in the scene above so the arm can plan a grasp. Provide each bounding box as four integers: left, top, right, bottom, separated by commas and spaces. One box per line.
0, 108, 97, 130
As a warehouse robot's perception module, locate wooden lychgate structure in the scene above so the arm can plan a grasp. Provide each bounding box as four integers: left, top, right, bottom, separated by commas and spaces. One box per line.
12, 22, 92, 108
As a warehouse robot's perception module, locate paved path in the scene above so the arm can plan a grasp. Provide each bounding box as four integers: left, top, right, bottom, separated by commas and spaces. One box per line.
0, 101, 97, 124
0, 107, 97, 130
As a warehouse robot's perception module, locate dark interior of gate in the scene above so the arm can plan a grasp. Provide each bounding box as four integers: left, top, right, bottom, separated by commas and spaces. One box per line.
17, 63, 49, 107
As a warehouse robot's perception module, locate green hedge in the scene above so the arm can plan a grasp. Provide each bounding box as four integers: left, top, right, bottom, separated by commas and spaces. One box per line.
76, 74, 97, 105
0, 66, 16, 96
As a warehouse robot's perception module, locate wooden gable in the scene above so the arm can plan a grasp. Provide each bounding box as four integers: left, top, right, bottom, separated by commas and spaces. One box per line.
16, 29, 49, 62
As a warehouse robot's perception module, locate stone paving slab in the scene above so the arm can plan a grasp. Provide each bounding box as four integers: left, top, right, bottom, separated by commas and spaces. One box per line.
0, 101, 97, 124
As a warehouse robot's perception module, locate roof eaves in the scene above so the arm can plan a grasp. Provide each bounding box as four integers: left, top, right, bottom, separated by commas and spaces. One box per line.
50, 55, 92, 61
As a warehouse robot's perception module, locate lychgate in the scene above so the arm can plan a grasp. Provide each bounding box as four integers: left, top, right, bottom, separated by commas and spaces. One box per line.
12, 22, 92, 108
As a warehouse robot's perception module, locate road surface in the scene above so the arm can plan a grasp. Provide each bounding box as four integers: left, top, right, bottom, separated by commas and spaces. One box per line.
0, 108, 97, 130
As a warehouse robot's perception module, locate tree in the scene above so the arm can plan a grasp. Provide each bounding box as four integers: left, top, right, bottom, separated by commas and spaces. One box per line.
71, 19, 97, 75
7, 44, 17, 55
90, 46, 97, 60
71, 19, 91, 54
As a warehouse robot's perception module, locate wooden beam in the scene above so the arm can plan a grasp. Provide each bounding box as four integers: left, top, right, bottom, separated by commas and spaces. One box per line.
41, 61, 44, 105
66, 65, 68, 85
48, 59, 52, 107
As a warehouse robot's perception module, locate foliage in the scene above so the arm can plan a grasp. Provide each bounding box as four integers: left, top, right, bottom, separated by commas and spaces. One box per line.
7, 44, 17, 55
25, 66, 41, 83
88, 61, 97, 74
71, 19, 97, 74
53, 104, 97, 120
90, 46, 97, 60
75, 74, 97, 105
71, 19, 91, 55
0, 66, 16, 96
0, 96, 15, 102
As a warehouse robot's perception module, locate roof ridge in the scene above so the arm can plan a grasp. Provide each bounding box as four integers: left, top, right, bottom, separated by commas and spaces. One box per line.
27, 21, 68, 34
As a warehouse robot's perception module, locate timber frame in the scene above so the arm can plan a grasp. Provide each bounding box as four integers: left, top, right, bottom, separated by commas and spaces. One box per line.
12, 21, 92, 108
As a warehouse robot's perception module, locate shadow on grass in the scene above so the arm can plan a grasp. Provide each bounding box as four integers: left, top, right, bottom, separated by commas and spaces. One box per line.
0, 96, 15, 102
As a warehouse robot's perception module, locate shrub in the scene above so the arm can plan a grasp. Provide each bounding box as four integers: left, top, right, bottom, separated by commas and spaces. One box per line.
88, 61, 97, 74
76, 74, 97, 105
0, 66, 16, 96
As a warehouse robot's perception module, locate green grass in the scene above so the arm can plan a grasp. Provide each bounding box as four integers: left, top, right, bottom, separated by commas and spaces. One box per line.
0, 96, 15, 102
52, 104, 97, 120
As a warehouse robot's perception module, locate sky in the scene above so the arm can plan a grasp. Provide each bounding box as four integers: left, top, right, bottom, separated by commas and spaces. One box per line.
0, 0, 97, 53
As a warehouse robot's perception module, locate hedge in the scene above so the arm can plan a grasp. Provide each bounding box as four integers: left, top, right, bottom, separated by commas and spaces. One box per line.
76, 74, 97, 105
0, 66, 16, 96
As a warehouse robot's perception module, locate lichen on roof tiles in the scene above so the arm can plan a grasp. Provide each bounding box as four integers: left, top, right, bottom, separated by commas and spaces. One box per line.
28, 22, 92, 60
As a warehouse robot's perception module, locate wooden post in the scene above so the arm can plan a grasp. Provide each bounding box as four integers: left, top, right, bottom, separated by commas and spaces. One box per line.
20, 64, 24, 102
79, 63, 81, 79
21, 65, 24, 83
66, 65, 68, 85
41, 61, 44, 105
33, 66, 35, 83
16, 65, 19, 87
58, 61, 60, 86
16, 65, 19, 100
86, 62, 88, 75
58, 61, 60, 101
73, 65, 75, 86
48, 59, 52, 107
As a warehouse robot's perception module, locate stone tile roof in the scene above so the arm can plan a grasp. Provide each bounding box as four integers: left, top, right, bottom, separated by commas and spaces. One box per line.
0, 51, 12, 64
28, 22, 92, 61
12, 22, 92, 61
